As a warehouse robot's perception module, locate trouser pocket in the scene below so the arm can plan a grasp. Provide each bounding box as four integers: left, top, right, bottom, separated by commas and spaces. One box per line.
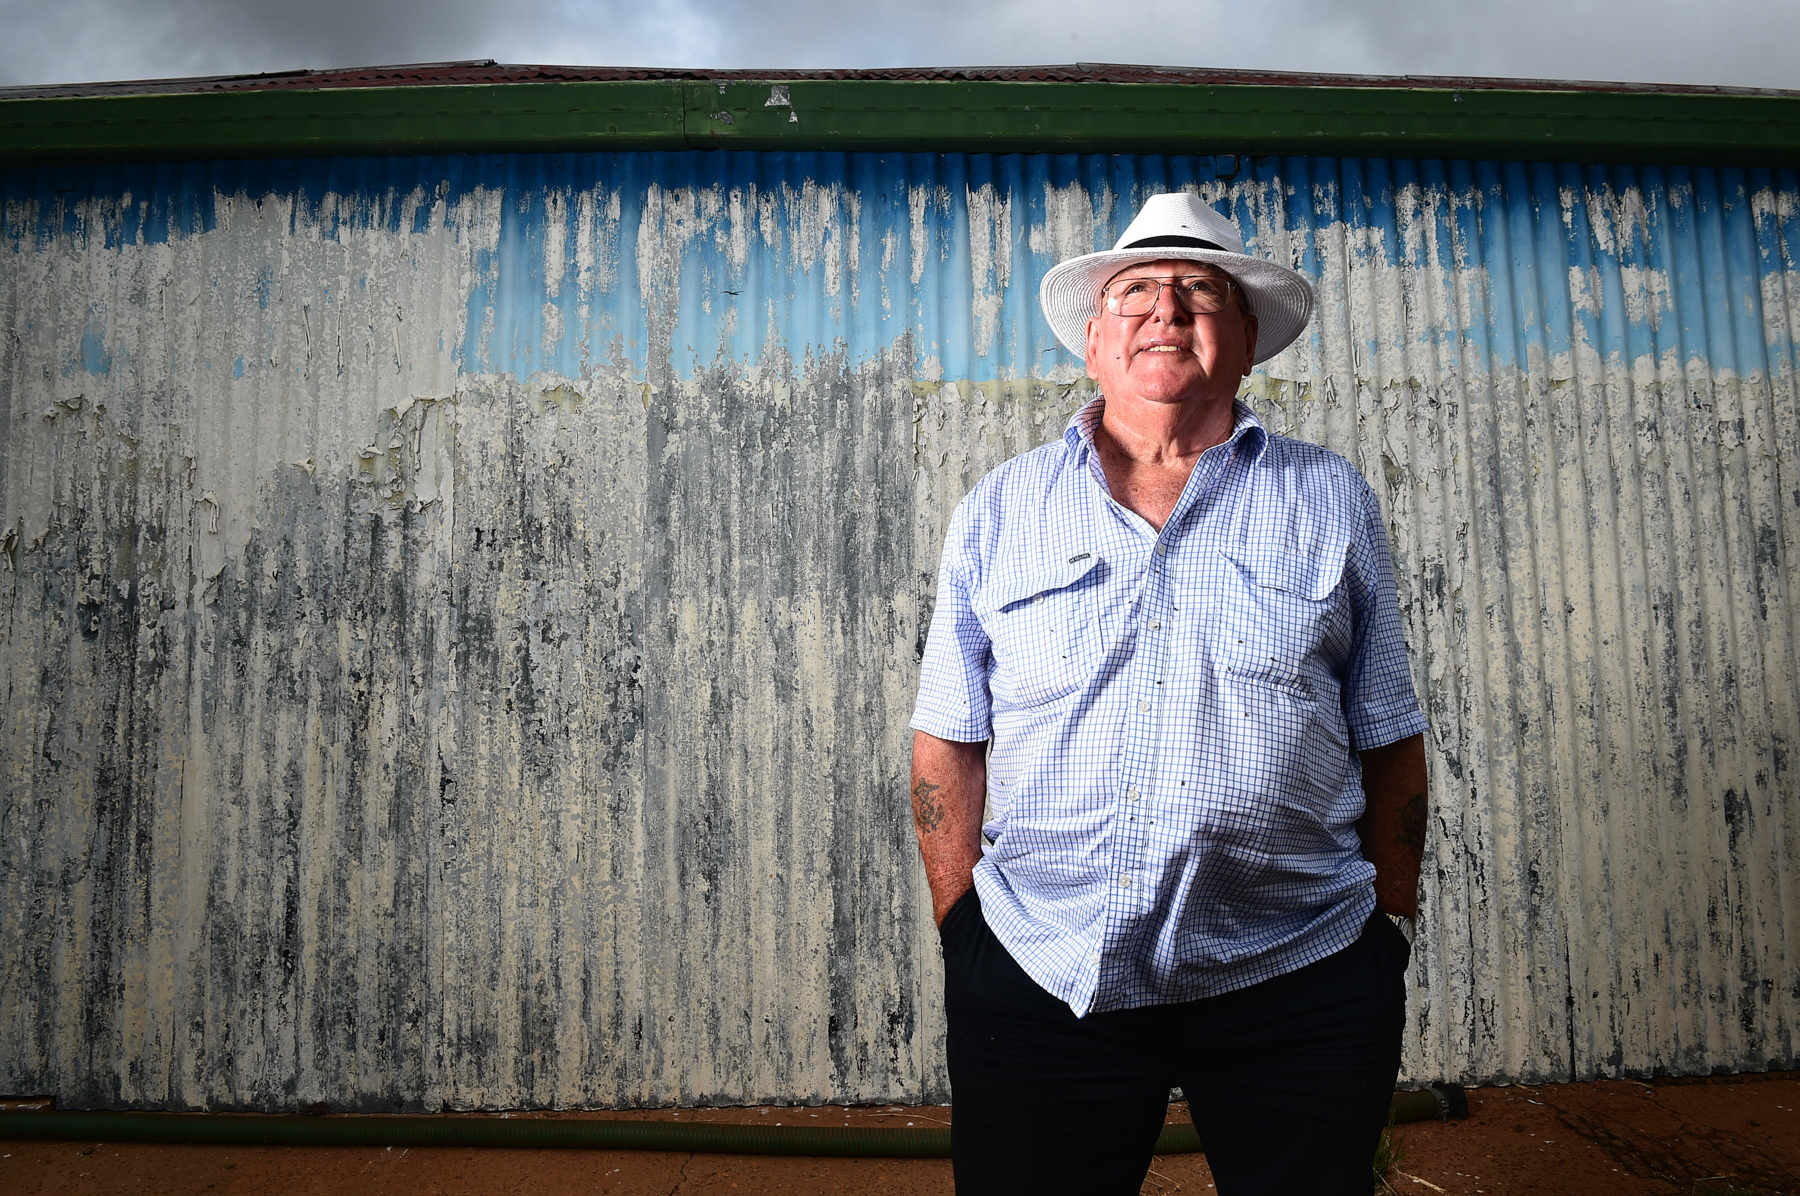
937, 885, 981, 946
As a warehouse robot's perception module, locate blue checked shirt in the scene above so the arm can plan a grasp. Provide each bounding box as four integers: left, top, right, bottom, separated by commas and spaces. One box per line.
911, 396, 1428, 1017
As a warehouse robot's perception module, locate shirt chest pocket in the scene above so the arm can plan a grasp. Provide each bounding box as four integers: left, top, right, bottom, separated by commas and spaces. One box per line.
974, 555, 1103, 709
1212, 549, 1349, 698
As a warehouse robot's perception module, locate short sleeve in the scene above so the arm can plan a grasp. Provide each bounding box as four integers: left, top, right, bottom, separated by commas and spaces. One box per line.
1340, 484, 1429, 751
910, 501, 994, 743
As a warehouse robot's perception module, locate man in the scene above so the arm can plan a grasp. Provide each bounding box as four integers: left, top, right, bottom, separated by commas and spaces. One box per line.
908, 192, 1430, 1196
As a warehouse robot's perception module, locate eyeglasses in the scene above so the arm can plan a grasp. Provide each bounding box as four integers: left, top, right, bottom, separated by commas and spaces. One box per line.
1101, 274, 1236, 318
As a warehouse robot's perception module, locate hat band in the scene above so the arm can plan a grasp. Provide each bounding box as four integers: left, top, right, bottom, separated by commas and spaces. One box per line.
1120, 234, 1228, 252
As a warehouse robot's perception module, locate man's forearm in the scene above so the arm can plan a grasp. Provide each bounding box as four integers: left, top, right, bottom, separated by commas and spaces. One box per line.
910, 729, 989, 926
1355, 732, 1428, 919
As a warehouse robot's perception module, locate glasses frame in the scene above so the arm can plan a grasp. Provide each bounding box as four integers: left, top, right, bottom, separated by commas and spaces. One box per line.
1100, 273, 1238, 319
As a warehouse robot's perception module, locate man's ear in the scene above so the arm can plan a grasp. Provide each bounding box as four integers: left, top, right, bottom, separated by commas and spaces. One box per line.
1241, 313, 1260, 376
1085, 316, 1102, 380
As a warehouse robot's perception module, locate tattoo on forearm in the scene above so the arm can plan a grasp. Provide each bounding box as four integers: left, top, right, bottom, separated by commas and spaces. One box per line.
912, 779, 946, 834
1399, 792, 1428, 853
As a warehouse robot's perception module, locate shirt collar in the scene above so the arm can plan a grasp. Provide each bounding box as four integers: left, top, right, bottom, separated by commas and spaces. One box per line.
1063, 394, 1269, 463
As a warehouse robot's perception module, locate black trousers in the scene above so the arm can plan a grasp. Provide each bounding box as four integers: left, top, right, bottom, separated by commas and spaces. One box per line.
939, 889, 1409, 1196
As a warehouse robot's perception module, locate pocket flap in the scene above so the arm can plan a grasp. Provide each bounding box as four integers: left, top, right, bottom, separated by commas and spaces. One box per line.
973, 552, 1102, 618
1219, 548, 1344, 601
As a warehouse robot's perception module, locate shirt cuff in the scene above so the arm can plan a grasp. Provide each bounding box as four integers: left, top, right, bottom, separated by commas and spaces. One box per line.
1350, 708, 1429, 753
908, 711, 991, 744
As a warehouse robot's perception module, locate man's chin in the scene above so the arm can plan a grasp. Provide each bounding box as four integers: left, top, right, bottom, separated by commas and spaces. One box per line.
1114, 374, 1237, 408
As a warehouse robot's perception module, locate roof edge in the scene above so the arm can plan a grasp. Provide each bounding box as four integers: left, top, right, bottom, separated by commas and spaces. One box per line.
4, 61, 1797, 101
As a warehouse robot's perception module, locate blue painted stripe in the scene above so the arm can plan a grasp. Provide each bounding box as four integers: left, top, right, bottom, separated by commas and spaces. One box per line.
6, 154, 1796, 384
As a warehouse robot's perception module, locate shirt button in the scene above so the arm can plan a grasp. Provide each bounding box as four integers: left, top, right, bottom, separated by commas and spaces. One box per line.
1155, 544, 1168, 556
1138, 699, 1151, 712
1149, 619, 1160, 630
1034, 594, 1044, 604
1118, 876, 1131, 887
1127, 788, 1140, 800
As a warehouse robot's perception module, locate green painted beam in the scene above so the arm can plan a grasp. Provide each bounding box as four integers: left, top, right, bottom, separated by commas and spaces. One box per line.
695, 79, 1800, 164
4, 77, 1797, 167
0, 81, 690, 163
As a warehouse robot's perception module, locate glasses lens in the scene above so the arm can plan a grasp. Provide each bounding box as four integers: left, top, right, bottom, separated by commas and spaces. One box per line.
1106, 275, 1232, 317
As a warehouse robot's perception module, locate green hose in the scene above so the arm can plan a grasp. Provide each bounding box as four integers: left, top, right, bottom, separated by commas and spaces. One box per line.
0, 1086, 1466, 1157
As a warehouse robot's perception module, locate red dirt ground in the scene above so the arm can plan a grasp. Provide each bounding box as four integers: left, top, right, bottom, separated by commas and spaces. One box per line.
1, 1072, 1794, 1195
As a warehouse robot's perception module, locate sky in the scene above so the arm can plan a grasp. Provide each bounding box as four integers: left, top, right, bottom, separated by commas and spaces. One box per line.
1, 0, 1797, 91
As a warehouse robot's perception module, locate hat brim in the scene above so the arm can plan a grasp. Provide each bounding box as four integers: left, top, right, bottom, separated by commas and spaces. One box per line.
1039, 248, 1315, 367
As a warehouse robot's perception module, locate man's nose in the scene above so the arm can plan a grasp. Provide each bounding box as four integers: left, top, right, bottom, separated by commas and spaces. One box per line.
1150, 281, 1190, 321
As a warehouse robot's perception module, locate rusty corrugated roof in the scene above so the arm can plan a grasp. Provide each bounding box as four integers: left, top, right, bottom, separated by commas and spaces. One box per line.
4, 60, 1795, 101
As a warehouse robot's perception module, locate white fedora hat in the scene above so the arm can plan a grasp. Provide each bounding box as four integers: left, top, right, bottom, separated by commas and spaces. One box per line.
1038, 192, 1315, 366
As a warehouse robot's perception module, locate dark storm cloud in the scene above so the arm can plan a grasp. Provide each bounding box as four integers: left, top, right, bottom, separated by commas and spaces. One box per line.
0, 0, 666, 86
777, 0, 1800, 89
3, 0, 1795, 90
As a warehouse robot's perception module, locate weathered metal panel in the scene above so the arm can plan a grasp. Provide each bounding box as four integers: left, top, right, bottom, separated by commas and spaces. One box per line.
1, 151, 1796, 1109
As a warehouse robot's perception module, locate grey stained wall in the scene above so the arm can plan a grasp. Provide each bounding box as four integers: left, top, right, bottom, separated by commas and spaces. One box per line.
2, 151, 1797, 1110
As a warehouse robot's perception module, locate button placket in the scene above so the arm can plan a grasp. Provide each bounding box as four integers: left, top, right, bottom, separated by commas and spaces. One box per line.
1116, 533, 1173, 915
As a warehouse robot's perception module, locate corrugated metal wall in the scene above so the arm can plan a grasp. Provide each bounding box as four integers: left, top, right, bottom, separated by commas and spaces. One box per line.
2, 151, 1796, 1110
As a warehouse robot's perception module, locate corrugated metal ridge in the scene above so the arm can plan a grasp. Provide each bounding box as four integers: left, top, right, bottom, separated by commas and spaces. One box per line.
4, 74, 1800, 167
6, 60, 1797, 101
5, 149, 1798, 1105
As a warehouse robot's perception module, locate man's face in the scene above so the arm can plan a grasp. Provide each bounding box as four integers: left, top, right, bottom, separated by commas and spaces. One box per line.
1083, 258, 1259, 410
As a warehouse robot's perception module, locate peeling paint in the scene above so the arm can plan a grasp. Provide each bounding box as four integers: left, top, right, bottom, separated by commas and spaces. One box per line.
1, 153, 1797, 1111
